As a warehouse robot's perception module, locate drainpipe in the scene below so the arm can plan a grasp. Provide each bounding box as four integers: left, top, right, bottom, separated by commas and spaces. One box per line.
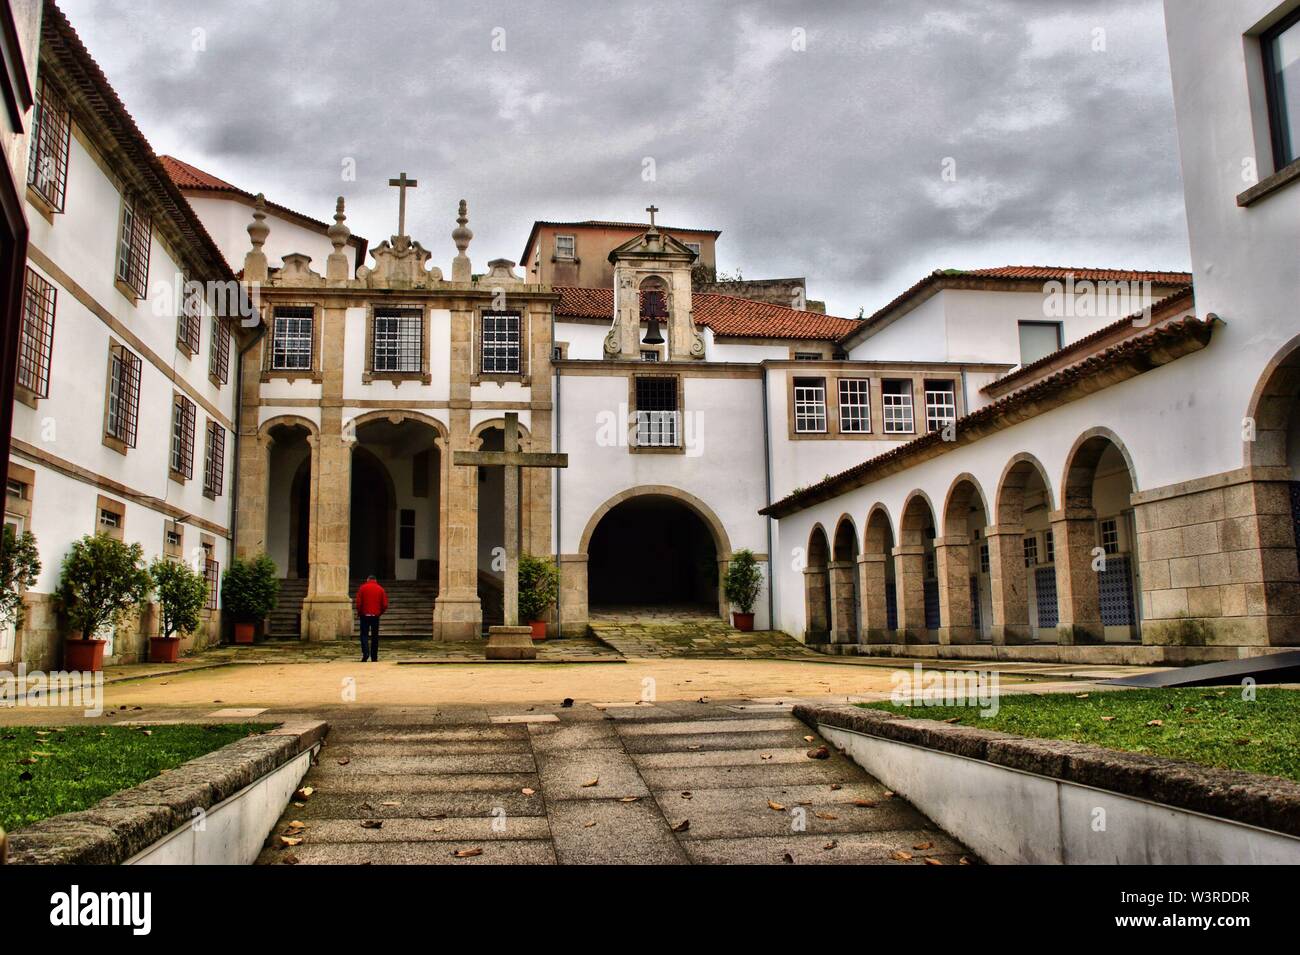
761, 365, 775, 630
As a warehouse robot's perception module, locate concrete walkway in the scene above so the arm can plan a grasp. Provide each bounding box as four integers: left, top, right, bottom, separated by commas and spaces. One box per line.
256, 700, 971, 865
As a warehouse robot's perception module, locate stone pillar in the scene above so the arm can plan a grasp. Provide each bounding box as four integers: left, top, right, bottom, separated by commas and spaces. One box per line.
1051, 509, 1104, 644
985, 524, 1031, 644
301, 426, 353, 641
235, 430, 271, 559
523, 303, 554, 561
433, 304, 482, 639
803, 566, 829, 638
557, 553, 588, 637
828, 560, 858, 643
892, 544, 928, 643
857, 553, 892, 643
933, 535, 974, 645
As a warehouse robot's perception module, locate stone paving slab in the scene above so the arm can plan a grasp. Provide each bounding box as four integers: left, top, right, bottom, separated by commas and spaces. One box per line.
640, 760, 860, 791
337, 726, 526, 743
306, 772, 541, 794
526, 721, 622, 753
259, 840, 558, 865
653, 795, 931, 840
287, 790, 545, 820
324, 739, 533, 757
617, 716, 802, 736
649, 782, 891, 815
312, 753, 537, 775
535, 751, 650, 800
631, 747, 813, 769
681, 830, 967, 865
621, 729, 814, 754
545, 798, 688, 865
293, 816, 551, 843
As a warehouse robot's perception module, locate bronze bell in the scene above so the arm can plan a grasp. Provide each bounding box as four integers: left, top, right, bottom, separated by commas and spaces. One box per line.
641, 316, 665, 345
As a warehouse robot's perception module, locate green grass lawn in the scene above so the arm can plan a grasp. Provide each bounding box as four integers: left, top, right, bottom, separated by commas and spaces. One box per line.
862, 688, 1300, 782
0, 723, 269, 830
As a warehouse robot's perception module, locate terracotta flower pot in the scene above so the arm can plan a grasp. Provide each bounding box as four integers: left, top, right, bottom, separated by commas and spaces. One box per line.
149, 636, 181, 664
732, 612, 755, 632
64, 637, 106, 672
233, 622, 256, 644
529, 620, 547, 640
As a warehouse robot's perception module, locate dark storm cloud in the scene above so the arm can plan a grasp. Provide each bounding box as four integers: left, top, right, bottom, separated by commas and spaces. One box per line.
59, 0, 1189, 316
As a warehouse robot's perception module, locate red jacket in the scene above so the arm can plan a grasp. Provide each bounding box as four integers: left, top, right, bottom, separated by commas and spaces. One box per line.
355, 580, 388, 617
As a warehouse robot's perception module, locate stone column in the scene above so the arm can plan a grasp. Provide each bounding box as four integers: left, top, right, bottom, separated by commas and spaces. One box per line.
933, 535, 974, 645
803, 566, 829, 638
857, 553, 892, 643
301, 425, 353, 641
557, 553, 588, 637
235, 430, 271, 559
433, 304, 482, 639
1051, 509, 1104, 644
892, 544, 928, 643
828, 560, 858, 643
985, 524, 1031, 644
524, 303, 554, 561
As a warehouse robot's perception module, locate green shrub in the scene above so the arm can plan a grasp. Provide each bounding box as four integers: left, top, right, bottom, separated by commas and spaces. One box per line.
0, 526, 40, 630
518, 554, 559, 623
56, 534, 150, 639
220, 553, 280, 622
724, 549, 763, 614
149, 557, 208, 639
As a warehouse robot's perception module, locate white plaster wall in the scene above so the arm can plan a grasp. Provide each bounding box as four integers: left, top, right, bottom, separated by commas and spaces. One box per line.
555, 320, 610, 360
847, 294, 948, 362
260, 404, 321, 432
340, 307, 452, 404
185, 194, 338, 272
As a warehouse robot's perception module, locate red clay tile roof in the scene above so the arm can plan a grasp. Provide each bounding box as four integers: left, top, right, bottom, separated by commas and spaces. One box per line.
554, 286, 860, 342
839, 265, 1194, 347
762, 313, 1218, 518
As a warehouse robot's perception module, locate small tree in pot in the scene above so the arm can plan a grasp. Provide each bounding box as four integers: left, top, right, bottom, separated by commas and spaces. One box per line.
56, 534, 150, 672
0, 525, 41, 636
518, 554, 560, 640
148, 557, 208, 663
724, 549, 763, 632
221, 553, 279, 644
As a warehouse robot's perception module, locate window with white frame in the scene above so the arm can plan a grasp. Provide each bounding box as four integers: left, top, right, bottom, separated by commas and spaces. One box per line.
373, 308, 422, 373
481, 312, 521, 374
837, 378, 870, 433
1023, 535, 1038, 567
271, 306, 314, 371
925, 380, 957, 433
105, 342, 142, 447
634, 376, 679, 447
881, 379, 914, 433
1018, 321, 1061, 366
684, 241, 701, 258
1100, 517, 1120, 556
793, 377, 827, 433
555, 234, 575, 259
640, 350, 660, 362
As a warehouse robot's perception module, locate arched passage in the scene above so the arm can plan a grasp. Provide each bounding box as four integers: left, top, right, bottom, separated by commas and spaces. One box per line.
939, 475, 990, 644
585, 492, 723, 613
1059, 430, 1140, 643
861, 506, 897, 642
897, 493, 938, 643
804, 525, 831, 643
350, 447, 396, 580
262, 417, 316, 638
830, 517, 860, 644
994, 454, 1055, 644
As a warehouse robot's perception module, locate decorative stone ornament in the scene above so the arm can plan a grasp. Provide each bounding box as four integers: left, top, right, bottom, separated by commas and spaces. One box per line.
243, 193, 270, 283
326, 196, 351, 283
452, 198, 473, 283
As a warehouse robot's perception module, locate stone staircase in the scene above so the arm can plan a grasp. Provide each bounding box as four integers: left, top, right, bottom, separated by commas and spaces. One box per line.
349, 579, 438, 638
586, 605, 816, 659
268, 578, 308, 637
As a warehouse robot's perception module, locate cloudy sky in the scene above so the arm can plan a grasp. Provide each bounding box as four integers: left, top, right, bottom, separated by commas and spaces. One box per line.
60, 0, 1190, 317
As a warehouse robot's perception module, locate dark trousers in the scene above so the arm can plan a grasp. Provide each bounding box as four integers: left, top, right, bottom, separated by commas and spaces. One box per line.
359, 615, 380, 660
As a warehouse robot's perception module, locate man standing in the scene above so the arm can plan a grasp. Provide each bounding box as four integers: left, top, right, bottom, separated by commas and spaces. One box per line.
355, 575, 388, 662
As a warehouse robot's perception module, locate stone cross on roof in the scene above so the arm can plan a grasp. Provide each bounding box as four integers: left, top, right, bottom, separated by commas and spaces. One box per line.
388, 172, 418, 236
645, 204, 659, 229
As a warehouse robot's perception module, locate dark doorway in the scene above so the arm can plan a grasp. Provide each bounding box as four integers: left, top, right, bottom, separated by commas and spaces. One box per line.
588, 496, 718, 609
350, 447, 395, 579
289, 457, 310, 579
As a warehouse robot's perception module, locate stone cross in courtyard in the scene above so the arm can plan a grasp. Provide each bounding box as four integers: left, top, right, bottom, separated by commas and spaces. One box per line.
388, 171, 418, 236
453, 412, 567, 658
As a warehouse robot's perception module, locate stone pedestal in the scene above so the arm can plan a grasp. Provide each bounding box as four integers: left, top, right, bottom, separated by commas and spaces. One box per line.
485, 625, 537, 660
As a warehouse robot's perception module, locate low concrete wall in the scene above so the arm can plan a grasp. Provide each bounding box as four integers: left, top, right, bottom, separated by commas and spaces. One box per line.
5, 721, 327, 865
795, 703, 1300, 865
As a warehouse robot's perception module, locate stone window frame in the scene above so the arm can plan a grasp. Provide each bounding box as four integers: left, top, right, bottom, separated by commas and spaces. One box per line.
472, 306, 531, 384
837, 377, 871, 434
163, 519, 184, 560
792, 375, 828, 435
628, 372, 685, 455
880, 378, 916, 435
113, 190, 151, 303
363, 302, 431, 384
5, 462, 35, 525
552, 341, 569, 361
96, 494, 126, 541
784, 369, 962, 441
102, 338, 142, 454
209, 316, 232, 386
169, 391, 196, 485
262, 301, 323, 382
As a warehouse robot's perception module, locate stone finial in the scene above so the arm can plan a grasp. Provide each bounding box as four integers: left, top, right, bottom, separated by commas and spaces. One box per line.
451, 198, 473, 282
243, 192, 270, 283
326, 196, 351, 283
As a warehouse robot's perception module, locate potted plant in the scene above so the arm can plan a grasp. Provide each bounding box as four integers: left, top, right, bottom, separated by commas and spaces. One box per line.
56, 534, 150, 672
0, 525, 41, 641
220, 553, 279, 643
148, 557, 207, 663
724, 549, 763, 632
518, 554, 560, 640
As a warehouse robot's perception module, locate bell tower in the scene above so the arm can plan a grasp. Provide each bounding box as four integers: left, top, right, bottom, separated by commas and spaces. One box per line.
604, 206, 705, 360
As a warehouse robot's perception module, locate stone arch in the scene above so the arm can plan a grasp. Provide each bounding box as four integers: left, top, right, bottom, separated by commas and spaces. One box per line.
864, 504, 895, 555
349, 409, 448, 443
349, 445, 398, 580
899, 490, 938, 545
804, 523, 832, 643
258, 413, 319, 441
942, 473, 990, 537
897, 492, 938, 642
860, 505, 897, 643
832, 514, 858, 561
1243, 333, 1300, 468
471, 416, 533, 444
995, 453, 1055, 525
579, 485, 732, 558
1061, 428, 1139, 513
829, 515, 860, 644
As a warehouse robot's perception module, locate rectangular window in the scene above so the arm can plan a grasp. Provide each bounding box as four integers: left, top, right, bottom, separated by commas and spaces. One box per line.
979, 542, 990, 574
27, 77, 71, 212
98, 508, 121, 530
170, 395, 196, 479
1100, 517, 1120, 556
1263, 9, 1300, 169
203, 420, 226, 497
684, 241, 701, 257
105, 343, 142, 447
1023, 535, 1038, 568
203, 546, 219, 610
640, 350, 660, 362
555, 234, 575, 259
210, 318, 231, 384
1018, 321, 1062, 366
924, 380, 957, 433
881, 379, 914, 434
635, 376, 679, 447
96, 495, 125, 541
837, 378, 870, 433
1045, 529, 1055, 564
399, 509, 415, 560
481, 312, 521, 374
115, 192, 151, 298
164, 521, 183, 558
793, 377, 827, 433
17, 267, 56, 397
176, 276, 201, 354
794, 352, 821, 361
271, 306, 314, 371
373, 307, 423, 373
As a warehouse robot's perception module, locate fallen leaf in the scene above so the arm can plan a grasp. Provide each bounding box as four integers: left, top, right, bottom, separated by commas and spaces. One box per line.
285, 820, 307, 831
279, 836, 303, 847
883, 790, 895, 799
521, 787, 536, 796
336, 757, 351, 765
760, 754, 773, 761
1100, 716, 1116, 722
451, 847, 483, 858
814, 812, 838, 821
959, 856, 974, 865
281, 854, 299, 865
583, 821, 596, 828
942, 717, 961, 724
924, 858, 943, 866
829, 783, 842, 791
852, 799, 878, 808
1075, 693, 1090, 699
823, 840, 838, 851
687, 744, 701, 751
806, 746, 830, 760
295, 786, 314, 800
619, 796, 640, 803
890, 850, 913, 862
381, 801, 400, 807
803, 735, 815, 742
1146, 719, 1164, 727
913, 841, 934, 851
581, 777, 599, 788
680, 791, 693, 799
361, 820, 383, 829
140, 730, 153, 736
768, 800, 786, 811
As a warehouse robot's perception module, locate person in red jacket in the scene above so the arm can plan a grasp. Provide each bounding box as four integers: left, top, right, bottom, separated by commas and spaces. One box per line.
354, 575, 388, 662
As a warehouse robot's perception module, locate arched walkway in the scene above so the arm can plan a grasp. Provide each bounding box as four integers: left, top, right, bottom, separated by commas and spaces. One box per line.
860, 506, 897, 642
897, 493, 938, 643
938, 475, 990, 644
804, 525, 831, 643
830, 517, 859, 644
993, 455, 1055, 644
